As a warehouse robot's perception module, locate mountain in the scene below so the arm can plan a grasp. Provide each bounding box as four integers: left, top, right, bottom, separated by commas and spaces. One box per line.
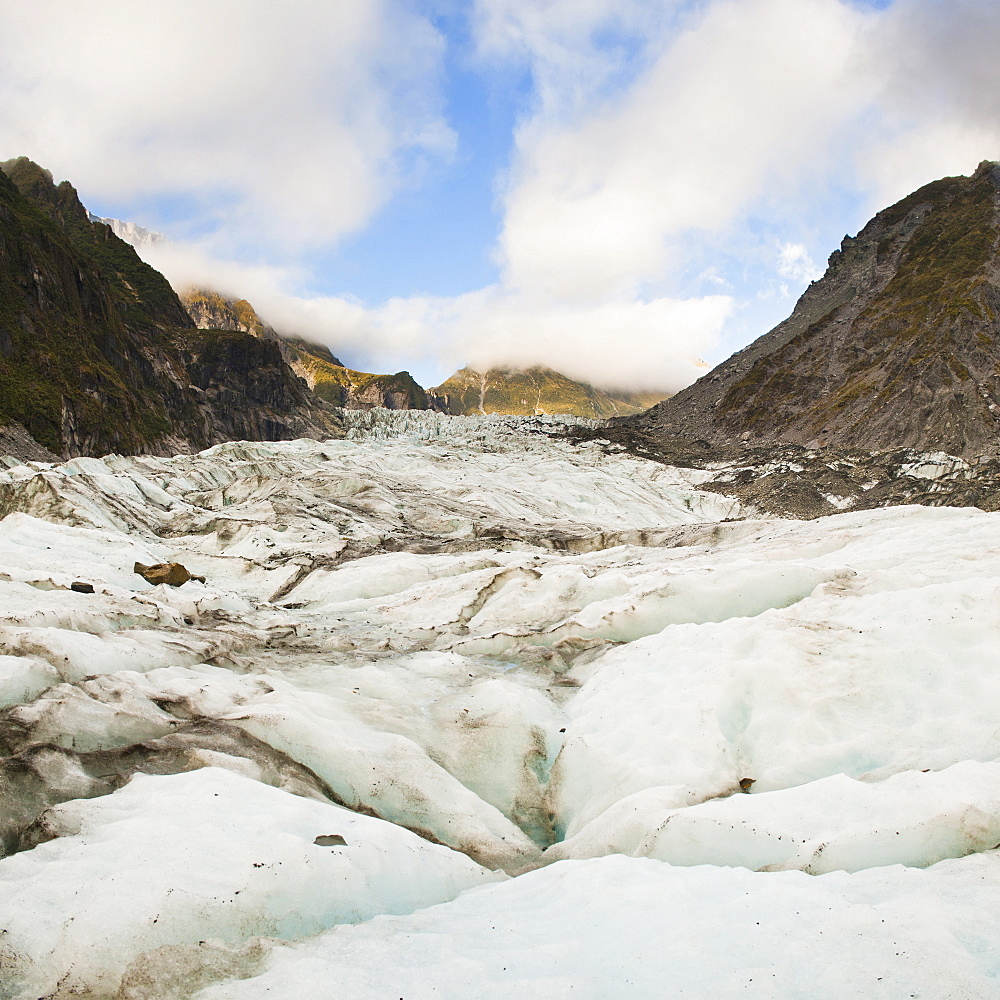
290, 342, 430, 411
182, 288, 274, 339
181, 292, 674, 417
0, 158, 342, 459
626, 161, 1000, 459
85, 213, 164, 250
432, 365, 670, 419
179, 288, 428, 410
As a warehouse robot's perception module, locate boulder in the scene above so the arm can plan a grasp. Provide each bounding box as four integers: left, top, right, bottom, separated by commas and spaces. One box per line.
133, 562, 204, 587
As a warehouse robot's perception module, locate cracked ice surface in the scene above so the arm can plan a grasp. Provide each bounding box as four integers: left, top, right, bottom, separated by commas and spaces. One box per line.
0, 412, 1000, 997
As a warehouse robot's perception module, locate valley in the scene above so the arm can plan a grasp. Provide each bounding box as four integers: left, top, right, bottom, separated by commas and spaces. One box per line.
3, 151, 1000, 998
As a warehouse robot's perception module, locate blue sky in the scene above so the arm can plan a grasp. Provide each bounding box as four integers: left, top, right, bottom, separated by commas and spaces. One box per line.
3, 0, 1000, 390
302, 27, 518, 304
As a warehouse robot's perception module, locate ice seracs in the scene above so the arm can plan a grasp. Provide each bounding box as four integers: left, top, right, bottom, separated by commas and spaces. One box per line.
2, 411, 1000, 998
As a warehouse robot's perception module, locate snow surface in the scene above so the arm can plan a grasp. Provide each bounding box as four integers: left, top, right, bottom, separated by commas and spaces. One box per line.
1, 411, 999, 998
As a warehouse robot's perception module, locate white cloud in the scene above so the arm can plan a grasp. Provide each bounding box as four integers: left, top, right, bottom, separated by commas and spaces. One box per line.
851, 0, 1000, 209
368, 289, 731, 391
0, 0, 451, 253
145, 239, 729, 391
485, 0, 868, 300
777, 243, 823, 285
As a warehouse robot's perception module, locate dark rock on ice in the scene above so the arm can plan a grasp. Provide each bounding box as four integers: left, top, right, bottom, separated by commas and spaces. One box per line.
134, 561, 204, 587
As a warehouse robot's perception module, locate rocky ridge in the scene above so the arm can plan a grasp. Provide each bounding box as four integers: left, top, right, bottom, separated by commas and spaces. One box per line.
431, 365, 669, 419
628, 161, 1000, 459
0, 159, 343, 461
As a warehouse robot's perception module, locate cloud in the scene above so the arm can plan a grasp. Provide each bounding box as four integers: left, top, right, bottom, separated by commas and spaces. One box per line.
145, 238, 729, 391
481, 0, 869, 300
777, 243, 823, 285
17, 0, 1000, 395
0, 0, 452, 253
850, 0, 1000, 208
367, 289, 732, 391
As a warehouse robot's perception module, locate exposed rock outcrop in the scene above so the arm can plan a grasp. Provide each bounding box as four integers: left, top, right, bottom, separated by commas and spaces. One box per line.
179, 288, 428, 411
181, 289, 270, 338
626, 161, 1000, 460
0, 158, 343, 459
133, 561, 203, 587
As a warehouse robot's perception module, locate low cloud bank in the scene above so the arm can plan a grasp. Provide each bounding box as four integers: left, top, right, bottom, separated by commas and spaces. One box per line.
146, 242, 727, 391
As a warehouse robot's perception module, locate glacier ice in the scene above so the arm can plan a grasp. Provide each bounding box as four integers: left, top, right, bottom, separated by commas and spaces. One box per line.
0, 767, 497, 999
2, 412, 1000, 997
194, 854, 1000, 1000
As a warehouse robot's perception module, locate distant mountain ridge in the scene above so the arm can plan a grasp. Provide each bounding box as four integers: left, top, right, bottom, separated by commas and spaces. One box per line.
627, 161, 1000, 459
86, 214, 674, 421
178, 290, 666, 417
432, 366, 670, 419
85, 213, 164, 250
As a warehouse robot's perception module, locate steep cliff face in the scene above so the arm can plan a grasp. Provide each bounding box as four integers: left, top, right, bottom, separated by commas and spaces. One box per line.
182, 289, 269, 337
0, 159, 342, 459
432, 366, 669, 418
629, 161, 1000, 459
182, 330, 344, 443
295, 348, 430, 411
180, 288, 428, 410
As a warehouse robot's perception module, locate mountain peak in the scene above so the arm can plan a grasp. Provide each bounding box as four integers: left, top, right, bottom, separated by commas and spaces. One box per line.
1, 156, 89, 226
432, 365, 669, 419
627, 161, 1000, 459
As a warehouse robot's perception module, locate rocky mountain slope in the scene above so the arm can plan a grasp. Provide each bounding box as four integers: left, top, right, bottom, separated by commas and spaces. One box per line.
628, 161, 1000, 459
432, 365, 669, 418
180, 288, 429, 410
0, 159, 342, 460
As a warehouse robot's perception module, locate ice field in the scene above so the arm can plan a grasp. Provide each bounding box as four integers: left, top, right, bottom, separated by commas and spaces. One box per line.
1, 410, 1000, 998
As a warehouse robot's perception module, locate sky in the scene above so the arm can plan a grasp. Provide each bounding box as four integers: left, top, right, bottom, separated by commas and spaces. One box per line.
2, 0, 1000, 391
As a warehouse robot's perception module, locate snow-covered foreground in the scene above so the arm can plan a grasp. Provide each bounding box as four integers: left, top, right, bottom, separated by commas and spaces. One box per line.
1, 412, 1000, 998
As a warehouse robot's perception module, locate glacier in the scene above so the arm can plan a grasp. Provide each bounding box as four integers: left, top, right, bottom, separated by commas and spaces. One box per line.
1, 410, 999, 998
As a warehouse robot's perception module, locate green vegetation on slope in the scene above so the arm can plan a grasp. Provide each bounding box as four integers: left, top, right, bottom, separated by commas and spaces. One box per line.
2, 157, 191, 333
0, 159, 191, 453
294, 342, 427, 410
